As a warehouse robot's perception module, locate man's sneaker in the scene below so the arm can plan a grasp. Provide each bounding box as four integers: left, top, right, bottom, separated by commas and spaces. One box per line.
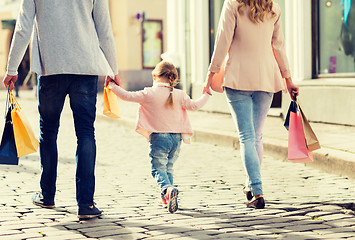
77, 205, 102, 219
32, 192, 55, 209
165, 187, 179, 213
159, 198, 168, 208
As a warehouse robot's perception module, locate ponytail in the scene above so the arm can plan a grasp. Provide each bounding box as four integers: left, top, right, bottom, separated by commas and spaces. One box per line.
165, 72, 176, 108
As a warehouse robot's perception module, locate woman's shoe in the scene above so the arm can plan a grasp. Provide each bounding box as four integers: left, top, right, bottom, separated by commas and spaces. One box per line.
243, 187, 253, 201
246, 197, 265, 209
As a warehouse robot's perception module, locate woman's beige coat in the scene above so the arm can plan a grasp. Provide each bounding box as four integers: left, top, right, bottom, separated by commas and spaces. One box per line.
209, 0, 291, 93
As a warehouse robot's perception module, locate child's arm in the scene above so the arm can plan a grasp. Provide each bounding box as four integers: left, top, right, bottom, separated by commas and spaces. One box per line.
108, 81, 147, 103
181, 92, 211, 111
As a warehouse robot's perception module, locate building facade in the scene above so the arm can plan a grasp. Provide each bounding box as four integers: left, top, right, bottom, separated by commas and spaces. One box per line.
164, 0, 355, 126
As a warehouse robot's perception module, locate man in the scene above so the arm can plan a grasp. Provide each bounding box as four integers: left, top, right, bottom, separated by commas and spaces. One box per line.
3, 0, 120, 219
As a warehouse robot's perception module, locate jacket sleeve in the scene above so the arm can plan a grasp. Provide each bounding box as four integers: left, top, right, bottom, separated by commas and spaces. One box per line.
208, 0, 236, 73
108, 82, 148, 103
272, 7, 291, 78
181, 93, 210, 111
93, 0, 118, 78
6, 0, 35, 76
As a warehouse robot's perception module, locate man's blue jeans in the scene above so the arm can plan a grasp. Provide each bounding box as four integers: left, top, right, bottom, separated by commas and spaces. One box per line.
225, 88, 273, 196
149, 133, 182, 198
38, 74, 98, 207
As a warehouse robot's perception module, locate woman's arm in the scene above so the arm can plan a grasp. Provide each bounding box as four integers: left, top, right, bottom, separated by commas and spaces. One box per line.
208, 0, 236, 74
272, 7, 291, 79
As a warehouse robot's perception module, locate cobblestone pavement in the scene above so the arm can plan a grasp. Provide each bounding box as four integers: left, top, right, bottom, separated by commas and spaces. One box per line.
0, 92, 354, 240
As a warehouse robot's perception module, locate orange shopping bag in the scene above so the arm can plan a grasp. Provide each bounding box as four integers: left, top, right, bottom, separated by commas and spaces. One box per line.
103, 87, 120, 119
10, 91, 39, 157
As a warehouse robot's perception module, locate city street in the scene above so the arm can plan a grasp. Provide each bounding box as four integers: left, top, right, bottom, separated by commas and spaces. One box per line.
0, 91, 354, 240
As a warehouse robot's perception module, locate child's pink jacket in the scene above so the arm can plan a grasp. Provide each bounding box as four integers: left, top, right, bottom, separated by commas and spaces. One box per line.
109, 82, 210, 143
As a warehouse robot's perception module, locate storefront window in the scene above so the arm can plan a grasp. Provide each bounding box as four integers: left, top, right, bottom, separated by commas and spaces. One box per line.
209, 0, 224, 58
318, 0, 355, 75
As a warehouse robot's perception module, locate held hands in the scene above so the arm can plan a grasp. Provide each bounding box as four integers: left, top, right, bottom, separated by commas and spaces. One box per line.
285, 77, 299, 99
2, 74, 18, 91
202, 71, 214, 96
105, 74, 121, 87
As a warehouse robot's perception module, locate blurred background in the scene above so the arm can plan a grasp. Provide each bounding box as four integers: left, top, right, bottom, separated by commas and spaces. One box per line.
0, 0, 354, 126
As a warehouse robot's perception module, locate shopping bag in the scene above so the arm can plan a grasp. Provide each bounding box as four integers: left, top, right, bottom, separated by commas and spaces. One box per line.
103, 87, 120, 119
288, 111, 313, 163
10, 92, 39, 157
0, 107, 19, 165
299, 105, 321, 151
210, 57, 226, 93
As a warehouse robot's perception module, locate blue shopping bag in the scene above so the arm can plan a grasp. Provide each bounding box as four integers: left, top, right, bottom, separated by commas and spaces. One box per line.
0, 91, 19, 165
0, 107, 19, 165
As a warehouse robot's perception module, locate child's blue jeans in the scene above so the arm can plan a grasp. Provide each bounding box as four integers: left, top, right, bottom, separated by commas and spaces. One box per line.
149, 133, 182, 198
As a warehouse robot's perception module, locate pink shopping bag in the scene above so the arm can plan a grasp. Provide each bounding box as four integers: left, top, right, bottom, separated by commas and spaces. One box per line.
288, 111, 313, 163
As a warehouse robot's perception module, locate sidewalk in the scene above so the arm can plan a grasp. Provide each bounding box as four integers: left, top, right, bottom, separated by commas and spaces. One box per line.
104, 92, 355, 179
1, 89, 355, 240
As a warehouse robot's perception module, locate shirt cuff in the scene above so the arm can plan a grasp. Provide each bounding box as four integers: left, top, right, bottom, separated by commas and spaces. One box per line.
208, 63, 221, 73
6, 69, 18, 76
280, 69, 291, 79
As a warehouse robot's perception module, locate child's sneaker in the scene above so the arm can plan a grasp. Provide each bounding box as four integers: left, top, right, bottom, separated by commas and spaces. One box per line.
165, 187, 179, 213
159, 198, 167, 207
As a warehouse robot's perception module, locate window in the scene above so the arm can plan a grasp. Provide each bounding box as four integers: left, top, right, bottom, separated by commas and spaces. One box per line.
316, 0, 355, 76
142, 20, 163, 69
209, 0, 224, 59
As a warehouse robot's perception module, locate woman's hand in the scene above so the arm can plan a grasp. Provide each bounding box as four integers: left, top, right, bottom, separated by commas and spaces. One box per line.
2, 74, 18, 91
203, 71, 214, 94
105, 74, 121, 87
285, 77, 299, 99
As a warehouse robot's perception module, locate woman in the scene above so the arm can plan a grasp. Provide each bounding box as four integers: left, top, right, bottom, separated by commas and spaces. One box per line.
205, 0, 299, 209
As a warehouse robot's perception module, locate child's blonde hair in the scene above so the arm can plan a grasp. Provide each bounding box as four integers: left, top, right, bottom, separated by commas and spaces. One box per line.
152, 61, 178, 108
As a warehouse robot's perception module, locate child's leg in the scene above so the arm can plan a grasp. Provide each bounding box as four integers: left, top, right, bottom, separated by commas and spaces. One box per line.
149, 133, 174, 198
166, 134, 182, 185
165, 134, 182, 213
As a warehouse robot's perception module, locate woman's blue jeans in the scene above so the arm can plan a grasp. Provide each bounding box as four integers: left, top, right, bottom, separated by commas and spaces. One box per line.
225, 88, 273, 196
149, 133, 182, 198
38, 74, 98, 207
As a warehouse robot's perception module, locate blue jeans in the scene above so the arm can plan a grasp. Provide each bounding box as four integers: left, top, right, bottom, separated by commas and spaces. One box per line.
38, 74, 98, 207
149, 133, 182, 198
225, 88, 273, 196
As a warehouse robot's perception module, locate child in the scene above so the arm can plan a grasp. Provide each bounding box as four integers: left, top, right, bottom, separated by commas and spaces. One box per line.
108, 61, 211, 213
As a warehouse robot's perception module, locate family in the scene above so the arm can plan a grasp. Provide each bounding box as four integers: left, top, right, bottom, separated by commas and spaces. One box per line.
2, 0, 298, 219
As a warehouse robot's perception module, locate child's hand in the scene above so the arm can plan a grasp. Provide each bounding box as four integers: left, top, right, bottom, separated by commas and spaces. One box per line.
105, 74, 121, 87
202, 86, 212, 96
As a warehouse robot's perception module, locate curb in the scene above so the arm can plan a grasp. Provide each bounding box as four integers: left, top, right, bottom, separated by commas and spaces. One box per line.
104, 115, 355, 180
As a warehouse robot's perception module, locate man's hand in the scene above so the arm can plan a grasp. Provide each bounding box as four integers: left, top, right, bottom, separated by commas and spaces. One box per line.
105, 74, 121, 87
2, 74, 18, 91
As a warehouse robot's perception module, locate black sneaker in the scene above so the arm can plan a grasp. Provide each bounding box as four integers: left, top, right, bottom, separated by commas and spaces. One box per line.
78, 205, 102, 219
32, 192, 55, 209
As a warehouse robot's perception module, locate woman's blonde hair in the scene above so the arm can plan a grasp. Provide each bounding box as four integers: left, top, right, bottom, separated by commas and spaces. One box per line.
236, 0, 276, 23
152, 61, 178, 108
